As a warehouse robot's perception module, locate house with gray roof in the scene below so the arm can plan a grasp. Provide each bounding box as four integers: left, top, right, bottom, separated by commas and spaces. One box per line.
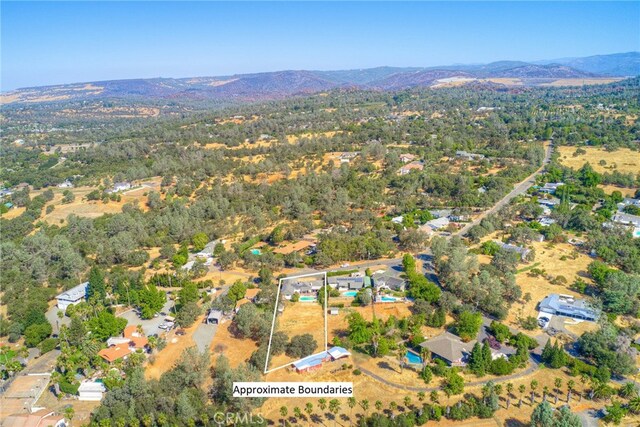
420, 332, 476, 367
372, 274, 406, 292
496, 241, 531, 260
539, 294, 600, 321
57, 282, 89, 311
539, 182, 564, 194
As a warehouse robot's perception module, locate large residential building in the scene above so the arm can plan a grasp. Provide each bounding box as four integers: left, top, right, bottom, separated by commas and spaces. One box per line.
397, 161, 424, 175
2, 409, 66, 427
98, 325, 149, 363
56, 282, 89, 311
539, 294, 600, 321
456, 150, 485, 161
372, 274, 406, 292
292, 346, 351, 373
496, 241, 531, 260
539, 182, 564, 194
420, 332, 476, 367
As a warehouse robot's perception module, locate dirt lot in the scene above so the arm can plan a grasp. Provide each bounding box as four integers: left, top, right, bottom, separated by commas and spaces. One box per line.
210, 321, 258, 369
144, 316, 205, 380
557, 146, 640, 175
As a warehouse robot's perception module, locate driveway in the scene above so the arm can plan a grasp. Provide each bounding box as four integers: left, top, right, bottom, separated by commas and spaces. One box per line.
45, 305, 70, 335
117, 299, 175, 336
192, 323, 218, 352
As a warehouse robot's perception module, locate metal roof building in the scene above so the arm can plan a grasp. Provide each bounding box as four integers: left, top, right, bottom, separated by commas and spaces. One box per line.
539, 294, 599, 321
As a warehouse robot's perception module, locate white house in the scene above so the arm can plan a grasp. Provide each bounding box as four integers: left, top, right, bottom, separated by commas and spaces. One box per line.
56, 282, 88, 311
107, 182, 132, 193
78, 380, 106, 401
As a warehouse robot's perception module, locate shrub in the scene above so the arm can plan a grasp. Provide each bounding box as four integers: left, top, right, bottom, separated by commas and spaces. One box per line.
38, 338, 58, 354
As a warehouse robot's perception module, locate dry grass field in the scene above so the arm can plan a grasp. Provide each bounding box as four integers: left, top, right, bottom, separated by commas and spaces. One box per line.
476, 232, 594, 330
598, 184, 637, 197
540, 78, 624, 87
557, 146, 640, 174
145, 316, 204, 380
210, 321, 259, 369
259, 354, 612, 426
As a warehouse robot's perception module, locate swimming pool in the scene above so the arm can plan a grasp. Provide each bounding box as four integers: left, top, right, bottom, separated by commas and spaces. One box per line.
299, 296, 317, 302
380, 296, 397, 302
406, 351, 422, 364
250, 249, 262, 255
342, 291, 357, 297
634, 229, 640, 238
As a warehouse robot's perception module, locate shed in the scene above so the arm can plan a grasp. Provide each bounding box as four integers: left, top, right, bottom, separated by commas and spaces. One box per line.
207, 309, 223, 325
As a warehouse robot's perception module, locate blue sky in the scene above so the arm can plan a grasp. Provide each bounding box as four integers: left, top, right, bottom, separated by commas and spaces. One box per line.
2, 1, 638, 90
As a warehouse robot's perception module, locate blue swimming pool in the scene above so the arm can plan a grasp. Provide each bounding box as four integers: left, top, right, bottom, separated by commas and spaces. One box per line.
299, 296, 317, 302
250, 249, 262, 255
380, 296, 397, 302
406, 351, 422, 364
342, 291, 357, 297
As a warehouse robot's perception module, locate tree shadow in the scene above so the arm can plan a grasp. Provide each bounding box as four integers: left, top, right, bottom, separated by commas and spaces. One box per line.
504, 418, 527, 427
377, 361, 395, 371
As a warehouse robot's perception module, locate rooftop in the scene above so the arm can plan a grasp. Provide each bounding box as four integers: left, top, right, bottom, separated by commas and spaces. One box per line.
420, 332, 476, 363
57, 282, 88, 301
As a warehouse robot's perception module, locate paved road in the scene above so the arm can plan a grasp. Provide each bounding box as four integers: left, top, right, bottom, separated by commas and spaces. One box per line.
455, 143, 554, 238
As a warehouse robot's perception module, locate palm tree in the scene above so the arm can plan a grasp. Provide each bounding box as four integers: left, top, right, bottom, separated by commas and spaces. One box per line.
318, 398, 327, 412
279, 406, 288, 427
329, 399, 341, 427
628, 397, 640, 414
403, 396, 411, 410
542, 386, 549, 402
580, 373, 589, 402
389, 401, 398, 415
567, 379, 575, 403
360, 399, 370, 418
347, 397, 356, 424
530, 380, 539, 404
518, 384, 526, 407
396, 344, 407, 373
63, 407, 75, 424
293, 407, 303, 422
619, 382, 638, 399
420, 347, 431, 368
430, 390, 439, 404
417, 391, 426, 403
374, 400, 383, 413
304, 402, 314, 426
494, 384, 503, 407
506, 383, 514, 409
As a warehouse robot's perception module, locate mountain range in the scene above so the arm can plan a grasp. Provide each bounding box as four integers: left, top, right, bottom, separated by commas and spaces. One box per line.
2, 52, 638, 106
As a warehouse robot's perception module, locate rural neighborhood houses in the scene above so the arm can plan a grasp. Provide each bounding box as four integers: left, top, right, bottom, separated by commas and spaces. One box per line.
539, 294, 600, 322
397, 161, 424, 175
495, 241, 532, 260
56, 282, 89, 311
399, 153, 417, 163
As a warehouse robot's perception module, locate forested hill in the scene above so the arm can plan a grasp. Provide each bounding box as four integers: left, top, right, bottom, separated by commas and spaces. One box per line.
2, 52, 638, 107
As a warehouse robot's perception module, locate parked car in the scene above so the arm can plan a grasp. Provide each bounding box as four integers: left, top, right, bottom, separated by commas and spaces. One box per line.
538, 317, 550, 327
175, 329, 186, 336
